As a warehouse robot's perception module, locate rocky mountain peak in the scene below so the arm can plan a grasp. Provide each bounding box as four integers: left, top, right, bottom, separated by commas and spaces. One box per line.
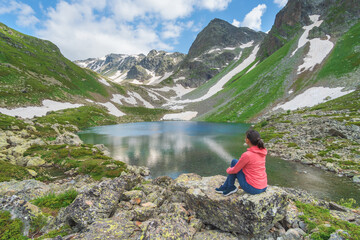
187, 18, 266, 59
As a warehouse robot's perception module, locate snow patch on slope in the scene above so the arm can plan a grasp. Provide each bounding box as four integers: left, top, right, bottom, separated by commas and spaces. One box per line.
98, 102, 125, 117
161, 111, 198, 121
290, 15, 334, 74
99, 78, 111, 86
0, 100, 83, 118
273, 87, 354, 111
164, 44, 259, 108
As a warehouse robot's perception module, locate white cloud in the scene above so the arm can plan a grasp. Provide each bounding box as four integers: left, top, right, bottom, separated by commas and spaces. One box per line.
232, 19, 240, 27
0, 0, 39, 27
36, 0, 232, 60
274, 0, 288, 8
196, 0, 232, 11
240, 4, 267, 31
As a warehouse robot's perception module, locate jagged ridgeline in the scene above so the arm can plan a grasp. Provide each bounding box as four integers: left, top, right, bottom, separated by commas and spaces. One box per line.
0, 23, 118, 107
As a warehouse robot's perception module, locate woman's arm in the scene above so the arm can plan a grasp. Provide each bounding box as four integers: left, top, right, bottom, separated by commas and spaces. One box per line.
226, 153, 249, 174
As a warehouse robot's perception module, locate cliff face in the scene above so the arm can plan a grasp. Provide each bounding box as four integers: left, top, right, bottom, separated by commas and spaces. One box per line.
257, 0, 360, 60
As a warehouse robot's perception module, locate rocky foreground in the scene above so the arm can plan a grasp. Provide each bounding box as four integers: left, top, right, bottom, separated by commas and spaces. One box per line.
1, 166, 360, 240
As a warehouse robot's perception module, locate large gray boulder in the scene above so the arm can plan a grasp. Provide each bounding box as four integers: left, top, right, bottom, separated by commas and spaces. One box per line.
53, 132, 83, 146
173, 173, 289, 236
57, 174, 142, 230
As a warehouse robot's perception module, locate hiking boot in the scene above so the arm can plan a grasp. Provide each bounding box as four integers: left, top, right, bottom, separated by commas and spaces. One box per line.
222, 186, 238, 196
215, 185, 227, 193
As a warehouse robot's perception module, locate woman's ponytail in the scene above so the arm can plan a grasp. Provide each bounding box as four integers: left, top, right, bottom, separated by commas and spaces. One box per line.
246, 129, 265, 149
256, 138, 265, 149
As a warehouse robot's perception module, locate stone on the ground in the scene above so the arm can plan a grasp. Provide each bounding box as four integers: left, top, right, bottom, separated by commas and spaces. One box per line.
71, 217, 141, 240
27, 169, 38, 177
57, 174, 142, 230
353, 175, 360, 183
329, 229, 350, 240
140, 213, 195, 240
192, 230, 238, 240
0, 179, 51, 201
53, 132, 83, 146
0, 195, 48, 236
173, 173, 289, 235
26, 156, 46, 167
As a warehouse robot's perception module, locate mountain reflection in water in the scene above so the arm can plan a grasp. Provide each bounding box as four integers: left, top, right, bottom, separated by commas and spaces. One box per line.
78, 121, 360, 203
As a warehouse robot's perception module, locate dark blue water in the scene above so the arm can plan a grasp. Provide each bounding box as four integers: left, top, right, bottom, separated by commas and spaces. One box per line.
78, 121, 360, 203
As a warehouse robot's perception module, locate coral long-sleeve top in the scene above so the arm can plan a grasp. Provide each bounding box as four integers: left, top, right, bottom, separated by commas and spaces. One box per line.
226, 146, 267, 189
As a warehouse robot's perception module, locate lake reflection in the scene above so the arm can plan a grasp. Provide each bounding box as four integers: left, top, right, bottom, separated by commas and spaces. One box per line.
78, 121, 360, 203
78, 121, 249, 178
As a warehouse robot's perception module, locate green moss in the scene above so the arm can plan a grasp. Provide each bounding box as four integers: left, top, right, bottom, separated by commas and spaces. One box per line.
24, 144, 127, 181
337, 198, 357, 209
0, 114, 28, 130
0, 211, 28, 240
0, 160, 32, 182
296, 201, 360, 239
29, 214, 47, 238
318, 150, 329, 157
35, 106, 118, 132
305, 153, 316, 159
35, 225, 71, 240
32, 189, 78, 209
287, 142, 298, 148
323, 158, 335, 163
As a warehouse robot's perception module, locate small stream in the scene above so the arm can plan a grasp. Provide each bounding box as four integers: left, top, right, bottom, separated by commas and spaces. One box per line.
78, 121, 360, 204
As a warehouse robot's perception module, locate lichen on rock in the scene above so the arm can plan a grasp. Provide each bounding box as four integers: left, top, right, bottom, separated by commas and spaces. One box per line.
173, 173, 289, 236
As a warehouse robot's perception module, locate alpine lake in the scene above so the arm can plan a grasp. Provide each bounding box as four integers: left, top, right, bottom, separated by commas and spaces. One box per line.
78, 121, 360, 204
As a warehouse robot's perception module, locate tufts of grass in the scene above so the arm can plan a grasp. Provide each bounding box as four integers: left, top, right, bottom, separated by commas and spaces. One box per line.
296, 201, 360, 239
0, 160, 32, 182
337, 198, 357, 209
24, 144, 127, 181
35, 225, 71, 240
305, 153, 316, 159
31, 189, 78, 210
287, 142, 298, 148
0, 211, 28, 240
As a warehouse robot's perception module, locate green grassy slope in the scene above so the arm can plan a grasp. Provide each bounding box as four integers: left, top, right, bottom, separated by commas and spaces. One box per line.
0, 23, 109, 107
196, 19, 360, 123
199, 37, 297, 122
316, 21, 360, 83
181, 46, 254, 100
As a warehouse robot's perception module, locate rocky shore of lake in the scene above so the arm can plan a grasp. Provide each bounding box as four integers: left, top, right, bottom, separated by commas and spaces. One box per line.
258, 109, 360, 183
1, 166, 360, 240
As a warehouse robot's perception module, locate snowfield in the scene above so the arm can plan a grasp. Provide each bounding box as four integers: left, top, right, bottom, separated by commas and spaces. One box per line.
0, 100, 83, 118
98, 102, 125, 117
273, 87, 354, 111
99, 78, 111, 86
291, 15, 334, 74
161, 111, 198, 121
163, 44, 260, 108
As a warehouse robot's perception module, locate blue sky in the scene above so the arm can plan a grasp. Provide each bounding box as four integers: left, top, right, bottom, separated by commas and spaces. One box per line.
0, 0, 288, 60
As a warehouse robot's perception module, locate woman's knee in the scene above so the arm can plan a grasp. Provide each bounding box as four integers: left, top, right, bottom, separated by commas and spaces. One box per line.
231, 159, 238, 167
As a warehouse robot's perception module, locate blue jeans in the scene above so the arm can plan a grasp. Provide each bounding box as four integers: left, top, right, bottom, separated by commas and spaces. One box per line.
222, 159, 267, 195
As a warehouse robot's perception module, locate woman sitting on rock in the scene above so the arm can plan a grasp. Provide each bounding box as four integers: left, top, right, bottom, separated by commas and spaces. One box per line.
216, 129, 267, 196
